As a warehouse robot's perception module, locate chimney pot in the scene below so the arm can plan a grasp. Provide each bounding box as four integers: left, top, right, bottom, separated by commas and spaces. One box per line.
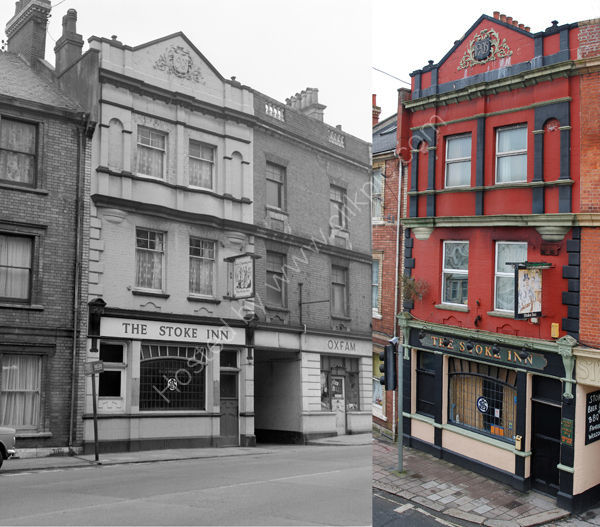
54, 7, 84, 76
519, 23, 524, 29
552, 20, 558, 26
512, 20, 518, 26
493, 11, 500, 19
500, 14, 506, 22
525, 26, 530, 32
506, 16, 513, 24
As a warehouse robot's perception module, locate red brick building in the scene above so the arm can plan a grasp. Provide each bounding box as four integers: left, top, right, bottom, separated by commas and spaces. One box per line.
0, 0, 91, 451
371, 95, 401, 438
396, 12, 600, 511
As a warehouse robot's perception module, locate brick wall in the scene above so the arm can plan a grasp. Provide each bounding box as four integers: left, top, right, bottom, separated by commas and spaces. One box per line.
0, 109, 89, 447
580, 230, 600, 347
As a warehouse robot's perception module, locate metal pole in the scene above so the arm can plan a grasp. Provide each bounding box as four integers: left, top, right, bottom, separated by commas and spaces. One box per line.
91, 372, 99, 462
397, 341, 403, 472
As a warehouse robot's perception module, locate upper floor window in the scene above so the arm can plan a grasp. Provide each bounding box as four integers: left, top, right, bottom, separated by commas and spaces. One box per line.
331, 265, 348, 317
266, 162, 285, 210
496, 126, 527, 184
372, 258, 381, 315
0, 118, 37, 186
189, 140, 215, 189
371, 169, 384, 221
495, 241, 527, 312
135, 228, 164, 291
137, 126, 166, 179
330, 185, 347, 229
189, 238, 215, 297
266, 251, 286, 307
0, 234, 32, 302
445, 134, 471, 188
442, 241, 468, 306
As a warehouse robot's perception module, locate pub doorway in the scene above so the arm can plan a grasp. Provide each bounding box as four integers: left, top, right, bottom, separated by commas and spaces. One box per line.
530, 376, 562, 496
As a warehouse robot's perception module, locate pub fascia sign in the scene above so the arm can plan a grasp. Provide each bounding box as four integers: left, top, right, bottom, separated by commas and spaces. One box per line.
415, 332, 548, 370
100, 317, 245, 345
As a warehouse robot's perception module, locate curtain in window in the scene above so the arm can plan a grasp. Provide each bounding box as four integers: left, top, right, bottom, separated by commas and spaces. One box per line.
136, 249, 162, 289
0, 235, 31, 299
189, 257, 213, 295
0, 120, 36, 184
137, 146, 163, 178
450, 375, 483, 430
189, 158, 212, 188
0, 354, 41, 428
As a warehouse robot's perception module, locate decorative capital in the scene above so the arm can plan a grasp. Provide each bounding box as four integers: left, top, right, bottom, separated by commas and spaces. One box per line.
154, 45, 205, 84
457, 28, 513, 70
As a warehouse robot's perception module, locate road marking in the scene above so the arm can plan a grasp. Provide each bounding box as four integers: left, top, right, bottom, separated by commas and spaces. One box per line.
393, 503, 414, 514
414, 506, 460, 527
2, 472, 33, 477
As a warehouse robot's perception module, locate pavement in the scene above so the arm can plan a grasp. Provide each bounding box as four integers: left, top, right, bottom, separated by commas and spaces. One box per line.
373, 432, 600, 527
1, 433, 371, 474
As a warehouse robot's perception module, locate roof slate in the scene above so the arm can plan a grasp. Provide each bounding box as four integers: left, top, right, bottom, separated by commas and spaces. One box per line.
372, 115, 397, 155
0, 52, 82, 112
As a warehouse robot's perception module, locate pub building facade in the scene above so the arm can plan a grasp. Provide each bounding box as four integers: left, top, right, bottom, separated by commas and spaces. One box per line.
397, 12, 600, 511
56, 16, 258, 450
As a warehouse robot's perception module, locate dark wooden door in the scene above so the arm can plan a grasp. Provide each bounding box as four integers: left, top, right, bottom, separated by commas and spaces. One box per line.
220, 371, 239, 446
531, 377, 562, 496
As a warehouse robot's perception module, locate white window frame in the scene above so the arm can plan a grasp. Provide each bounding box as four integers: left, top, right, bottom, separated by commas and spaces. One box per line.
97, 341, 127, 413
495, 125, 527, 184
137, 126, 166, 179
0, 233, 33, 303
331, 265, 348, 317
442, 241, 469, 306
135, 228, 165, 292
494, 241, 527, 312
188, 140, 215, 190
330, 185, 347, 230
372, 256, 382, 318
371, 168, 384, 223
445, 134, 472, 188
189, 237, 216, 298
266, 162, 286, 211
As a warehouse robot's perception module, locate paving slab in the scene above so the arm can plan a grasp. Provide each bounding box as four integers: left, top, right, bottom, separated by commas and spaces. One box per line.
373, 435, 572, 526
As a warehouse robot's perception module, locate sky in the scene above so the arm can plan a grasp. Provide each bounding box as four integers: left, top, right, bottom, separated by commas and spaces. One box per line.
1, 0, 372, 141
373, 0, 600, 122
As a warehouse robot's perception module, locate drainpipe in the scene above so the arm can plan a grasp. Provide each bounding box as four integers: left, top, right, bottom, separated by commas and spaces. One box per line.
68, 114, 88, 451
392, 156, 402, 440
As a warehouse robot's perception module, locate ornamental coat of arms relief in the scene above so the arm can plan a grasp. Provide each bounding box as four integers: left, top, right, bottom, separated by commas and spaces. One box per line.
457, 28, 513, 70
154, 45, 205, 84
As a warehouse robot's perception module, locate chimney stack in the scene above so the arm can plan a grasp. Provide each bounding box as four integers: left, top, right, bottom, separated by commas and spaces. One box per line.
372, 94, 381, 126
5, 0, 51, 67
54, 9, 83, 76
285, 88, 326, 121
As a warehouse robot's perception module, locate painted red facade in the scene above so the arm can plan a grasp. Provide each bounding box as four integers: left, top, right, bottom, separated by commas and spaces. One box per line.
395, 12, 600, 512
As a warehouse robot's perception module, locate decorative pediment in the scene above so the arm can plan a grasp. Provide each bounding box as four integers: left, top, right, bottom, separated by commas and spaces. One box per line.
154, 45, 205, 84
457, 28, 513, 70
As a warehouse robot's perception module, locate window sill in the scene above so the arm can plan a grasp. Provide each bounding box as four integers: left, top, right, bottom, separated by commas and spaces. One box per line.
265, 305, 289, 313
434, 303, 469, 312
0, 182, 48, 195
266, 206, 288, 216
131, 289, 170, 299
331, 314, 352, 321
372, 312, 383, 320
487, 310, 514, 319
187, 296, 221, 304
0, 302, 43, 311
16, 431, 52, 438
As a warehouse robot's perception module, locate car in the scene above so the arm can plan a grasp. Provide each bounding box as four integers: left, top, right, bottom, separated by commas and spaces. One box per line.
0, 426, 16, 469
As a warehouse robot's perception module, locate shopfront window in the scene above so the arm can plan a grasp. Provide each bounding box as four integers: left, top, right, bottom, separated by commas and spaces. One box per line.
320, 355, 359, 411
448, 358, 517, 443
416, 351, 436, 417
139, 344, 207, 411
373, 351, 385, 418
0, 353, 41, 429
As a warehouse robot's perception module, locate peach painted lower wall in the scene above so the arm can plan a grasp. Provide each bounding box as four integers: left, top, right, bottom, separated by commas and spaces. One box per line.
442, 429, 515, 474
411, 418, 435, 444
573, 384, 600, 495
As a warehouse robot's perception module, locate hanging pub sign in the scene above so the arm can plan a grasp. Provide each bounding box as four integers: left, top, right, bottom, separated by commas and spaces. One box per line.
513, 262, 551, 319
586, 390, 600, 445
224, 253, 260, 299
